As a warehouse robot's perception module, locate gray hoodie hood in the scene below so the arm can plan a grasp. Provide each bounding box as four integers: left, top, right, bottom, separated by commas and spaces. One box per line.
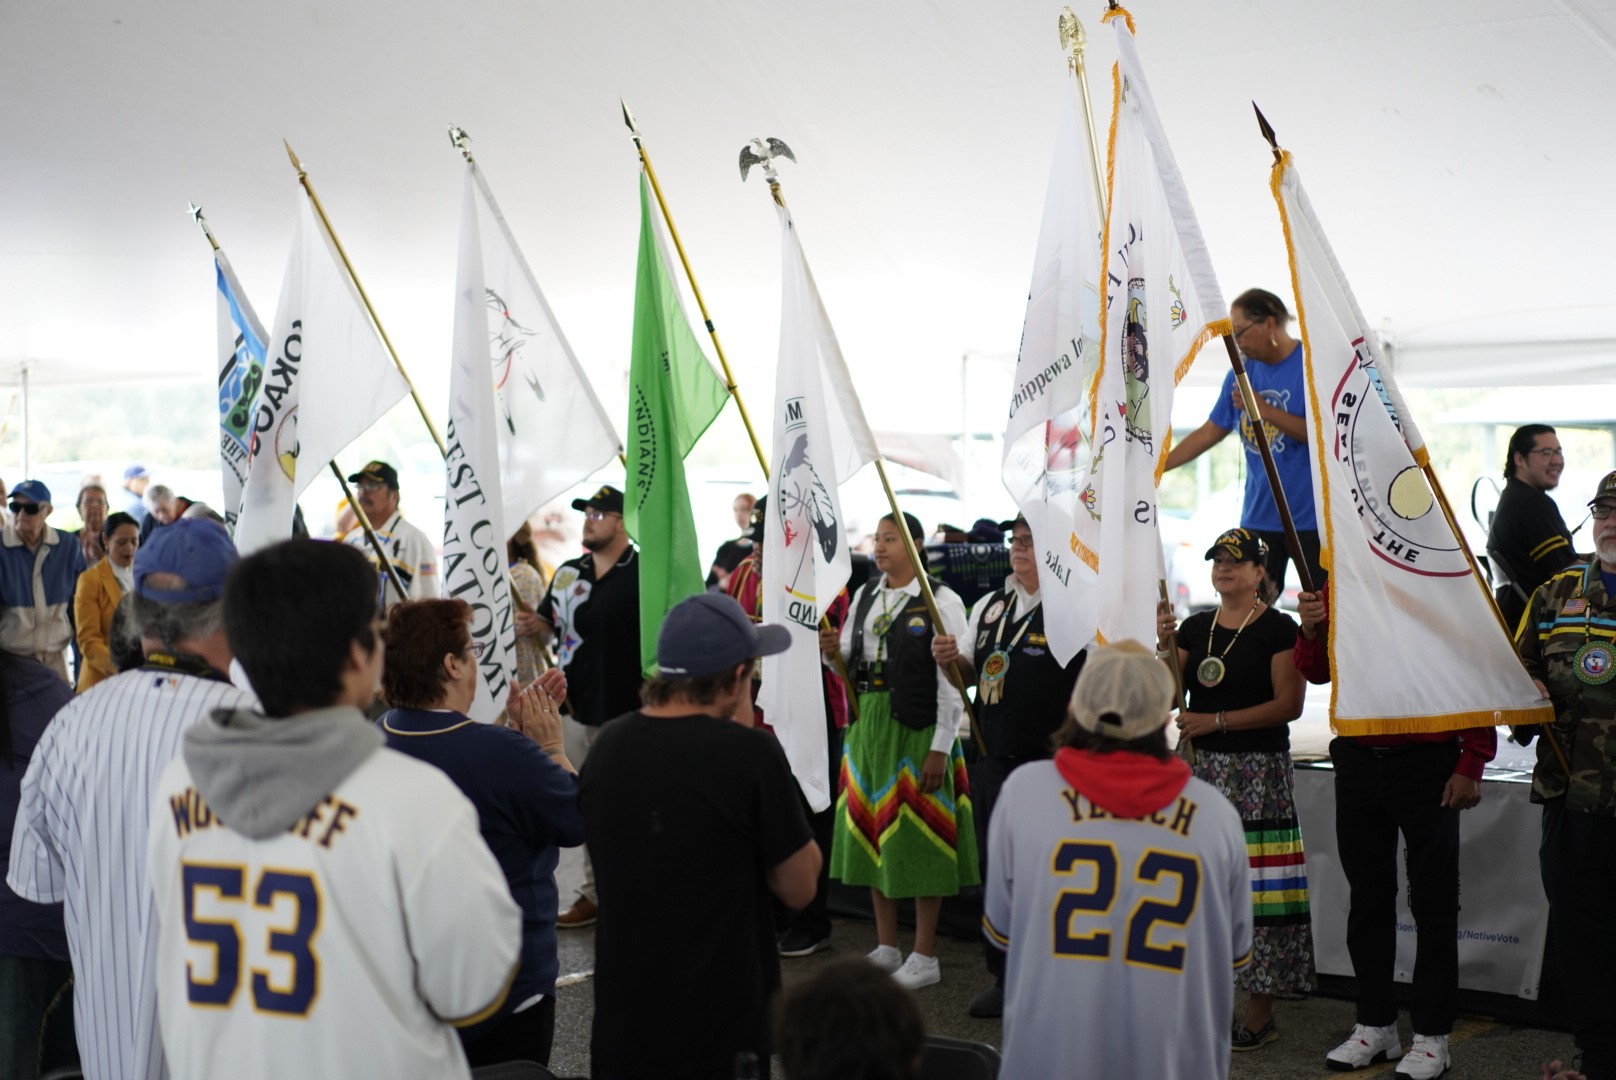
184, 704, 384, 840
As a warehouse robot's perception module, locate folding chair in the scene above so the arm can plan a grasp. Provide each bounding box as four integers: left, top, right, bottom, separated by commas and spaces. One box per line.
919, 1035, 1002, 1080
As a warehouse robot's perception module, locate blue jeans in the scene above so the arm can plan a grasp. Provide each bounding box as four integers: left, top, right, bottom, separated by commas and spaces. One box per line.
0, 953, 78, 1079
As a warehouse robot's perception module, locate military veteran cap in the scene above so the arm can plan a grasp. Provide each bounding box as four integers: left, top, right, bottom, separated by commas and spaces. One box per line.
1204, 527, 1267, 563
1589, 470, 1616, 507
347, 461, 400, 490
571, 485, 625, 515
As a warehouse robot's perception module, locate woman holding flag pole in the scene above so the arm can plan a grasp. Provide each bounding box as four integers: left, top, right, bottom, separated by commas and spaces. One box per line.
820, 511, 978, 991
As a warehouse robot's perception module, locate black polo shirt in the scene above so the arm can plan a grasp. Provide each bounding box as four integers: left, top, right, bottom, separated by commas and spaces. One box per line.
1488, 476, 1578, 630
537, 547, 644, 726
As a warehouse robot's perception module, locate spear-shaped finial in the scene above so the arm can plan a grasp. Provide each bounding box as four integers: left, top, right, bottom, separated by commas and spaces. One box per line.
1253, 102, 1282, 164
621, 98, 643, 149
188, 201, 219, 251
283, 139, 306, 178
448, 124, 473, 162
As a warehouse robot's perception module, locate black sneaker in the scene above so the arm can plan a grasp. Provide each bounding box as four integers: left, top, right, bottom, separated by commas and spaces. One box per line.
1232, 1019, 1279, 1052
967, 982, 1004, 1018
778, 927, 831, 958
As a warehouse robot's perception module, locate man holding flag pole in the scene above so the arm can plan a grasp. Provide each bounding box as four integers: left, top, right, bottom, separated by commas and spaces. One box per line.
1260, 109, 1553, 1079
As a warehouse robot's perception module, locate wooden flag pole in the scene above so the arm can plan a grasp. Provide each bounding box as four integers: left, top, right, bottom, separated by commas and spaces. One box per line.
330, 462, 409, 604
282, 141, 447, 458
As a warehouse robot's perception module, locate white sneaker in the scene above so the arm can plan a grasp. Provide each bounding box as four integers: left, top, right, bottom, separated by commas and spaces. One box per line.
1393, 1034, 1450, 1080
865, 945, 902, 974
891, 952, 941, 989
1326, 1023, 1402, 1071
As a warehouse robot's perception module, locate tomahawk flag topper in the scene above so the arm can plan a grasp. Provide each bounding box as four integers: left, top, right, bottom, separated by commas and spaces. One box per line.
444, 169, 517, 723
1272, 149, 1551, 734
235, 195, 409, 554
1092, 8, 1230, 647
1000, 86, 1106, 666
214, 246, 268, 534
758, 202, 879, 812
468, 161, 622, 529
625, 173, 730, 677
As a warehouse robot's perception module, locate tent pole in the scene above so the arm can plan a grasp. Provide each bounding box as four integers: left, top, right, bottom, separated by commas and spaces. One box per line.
20, 362, 30, 479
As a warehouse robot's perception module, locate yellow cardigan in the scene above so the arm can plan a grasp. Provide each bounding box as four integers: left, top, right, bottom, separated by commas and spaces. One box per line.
74, 557, 124, 693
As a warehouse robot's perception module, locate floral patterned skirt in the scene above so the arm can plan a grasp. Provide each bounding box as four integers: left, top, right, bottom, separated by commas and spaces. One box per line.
1193, 748, 1316, 996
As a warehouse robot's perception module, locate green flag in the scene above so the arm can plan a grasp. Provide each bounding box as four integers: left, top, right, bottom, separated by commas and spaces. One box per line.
625, 173, 730, 676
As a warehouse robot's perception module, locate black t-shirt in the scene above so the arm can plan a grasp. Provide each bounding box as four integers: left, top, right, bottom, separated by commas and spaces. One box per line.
1488, 476, 1578, 629
1179, 605, 1299, 754
705, 536, 755, 587
580, 711, 813, 1079
536, 548, 643, 726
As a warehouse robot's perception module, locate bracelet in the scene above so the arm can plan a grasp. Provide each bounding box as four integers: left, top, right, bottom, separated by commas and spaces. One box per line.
1156, 645, 1173, 659
544, 746, 564, 757
1215, 710, 1228, 735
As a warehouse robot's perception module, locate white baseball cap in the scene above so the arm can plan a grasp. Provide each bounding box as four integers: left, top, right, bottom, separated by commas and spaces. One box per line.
1069, 640, 1176, 741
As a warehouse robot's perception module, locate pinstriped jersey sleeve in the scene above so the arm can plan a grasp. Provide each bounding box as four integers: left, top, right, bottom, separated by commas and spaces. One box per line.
7, 715, 67, 903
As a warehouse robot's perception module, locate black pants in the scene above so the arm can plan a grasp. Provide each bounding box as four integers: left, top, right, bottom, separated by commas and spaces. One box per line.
463, 994, 556, 1068
1331, 738, 1460, 1035
1540, 798, 1616, 1080
1254, 527, 1325, 595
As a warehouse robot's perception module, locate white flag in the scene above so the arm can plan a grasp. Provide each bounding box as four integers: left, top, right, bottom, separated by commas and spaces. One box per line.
444, 169, 517, 723
1093, 14, 1230, 646
214, 247, 268, 534
469, 162, 622, 530
235, 196, 410, 554
758, 203, 879, 812
1273, 151, 1551, 734
1000, 87, 1106, 665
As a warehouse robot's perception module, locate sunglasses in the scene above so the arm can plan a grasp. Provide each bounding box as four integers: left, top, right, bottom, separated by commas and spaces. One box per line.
9, 503, 42, 516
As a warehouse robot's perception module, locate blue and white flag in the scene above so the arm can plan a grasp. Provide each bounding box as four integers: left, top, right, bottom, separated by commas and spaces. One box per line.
214, 248, 267, 533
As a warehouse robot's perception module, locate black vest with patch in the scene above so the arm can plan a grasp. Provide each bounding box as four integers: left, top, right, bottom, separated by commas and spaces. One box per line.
851, 580, 942, 731
971, 586, 1086, 763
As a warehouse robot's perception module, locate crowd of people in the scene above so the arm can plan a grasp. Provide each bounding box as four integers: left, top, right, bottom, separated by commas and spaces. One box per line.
0, 290, 1609, 1080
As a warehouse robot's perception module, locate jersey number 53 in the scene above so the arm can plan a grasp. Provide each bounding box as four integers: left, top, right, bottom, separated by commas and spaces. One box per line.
183, 862, 320, 1016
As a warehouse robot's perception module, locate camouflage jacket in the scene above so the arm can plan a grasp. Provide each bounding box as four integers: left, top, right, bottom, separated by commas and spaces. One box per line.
1517, 562, 1616, 813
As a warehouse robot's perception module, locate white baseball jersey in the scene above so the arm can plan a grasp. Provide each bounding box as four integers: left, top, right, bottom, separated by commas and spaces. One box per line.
343, 511, 440, 606
984, 760, 1252, 1080
147, 745, 520, 1080
7, 668, 257, 1080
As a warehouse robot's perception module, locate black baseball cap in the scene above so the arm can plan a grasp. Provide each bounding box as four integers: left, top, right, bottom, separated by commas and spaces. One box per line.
744, 496, 769, 542
572, 485, 625, 515
1589, 470, 1616, 507
657, 593, 791, 678
1204, 527, 1267, 563
347, 461, 400, 490
997, 513, 1029, 533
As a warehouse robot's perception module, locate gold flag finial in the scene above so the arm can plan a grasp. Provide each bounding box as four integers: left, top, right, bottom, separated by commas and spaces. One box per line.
1059, 7, 1087, 71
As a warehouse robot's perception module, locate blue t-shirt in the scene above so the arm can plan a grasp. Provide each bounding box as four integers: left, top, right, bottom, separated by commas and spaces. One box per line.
1207, 343, 1316, 532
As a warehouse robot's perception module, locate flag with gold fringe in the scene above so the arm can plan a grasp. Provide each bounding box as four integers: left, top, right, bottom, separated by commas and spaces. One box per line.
1272, 149, 1551, 734
1094, 7, 1230, 646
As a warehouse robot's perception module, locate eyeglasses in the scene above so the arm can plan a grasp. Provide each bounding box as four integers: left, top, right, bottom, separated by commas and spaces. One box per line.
1231, 320, 1264, 341
1591, 504, 1616, 520
1009, 534, 1035, 549
356, 479, 391, 493
464, 640, 487, 659
8, 503, 42, 516
584, 510, 621, 522
1526, 447, 1565, 460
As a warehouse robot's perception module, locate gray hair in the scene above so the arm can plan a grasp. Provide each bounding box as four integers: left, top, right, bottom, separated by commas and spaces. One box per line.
128, 590, 224, 651
143, 484, 174, 513
181, 502, 224, 525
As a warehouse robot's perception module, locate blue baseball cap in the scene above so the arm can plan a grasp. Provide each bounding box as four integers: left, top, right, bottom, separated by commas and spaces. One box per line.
8, 480, 51, 505
123, 464, 150, 482
657, 593, 791, 679
134, 519, 239, 604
